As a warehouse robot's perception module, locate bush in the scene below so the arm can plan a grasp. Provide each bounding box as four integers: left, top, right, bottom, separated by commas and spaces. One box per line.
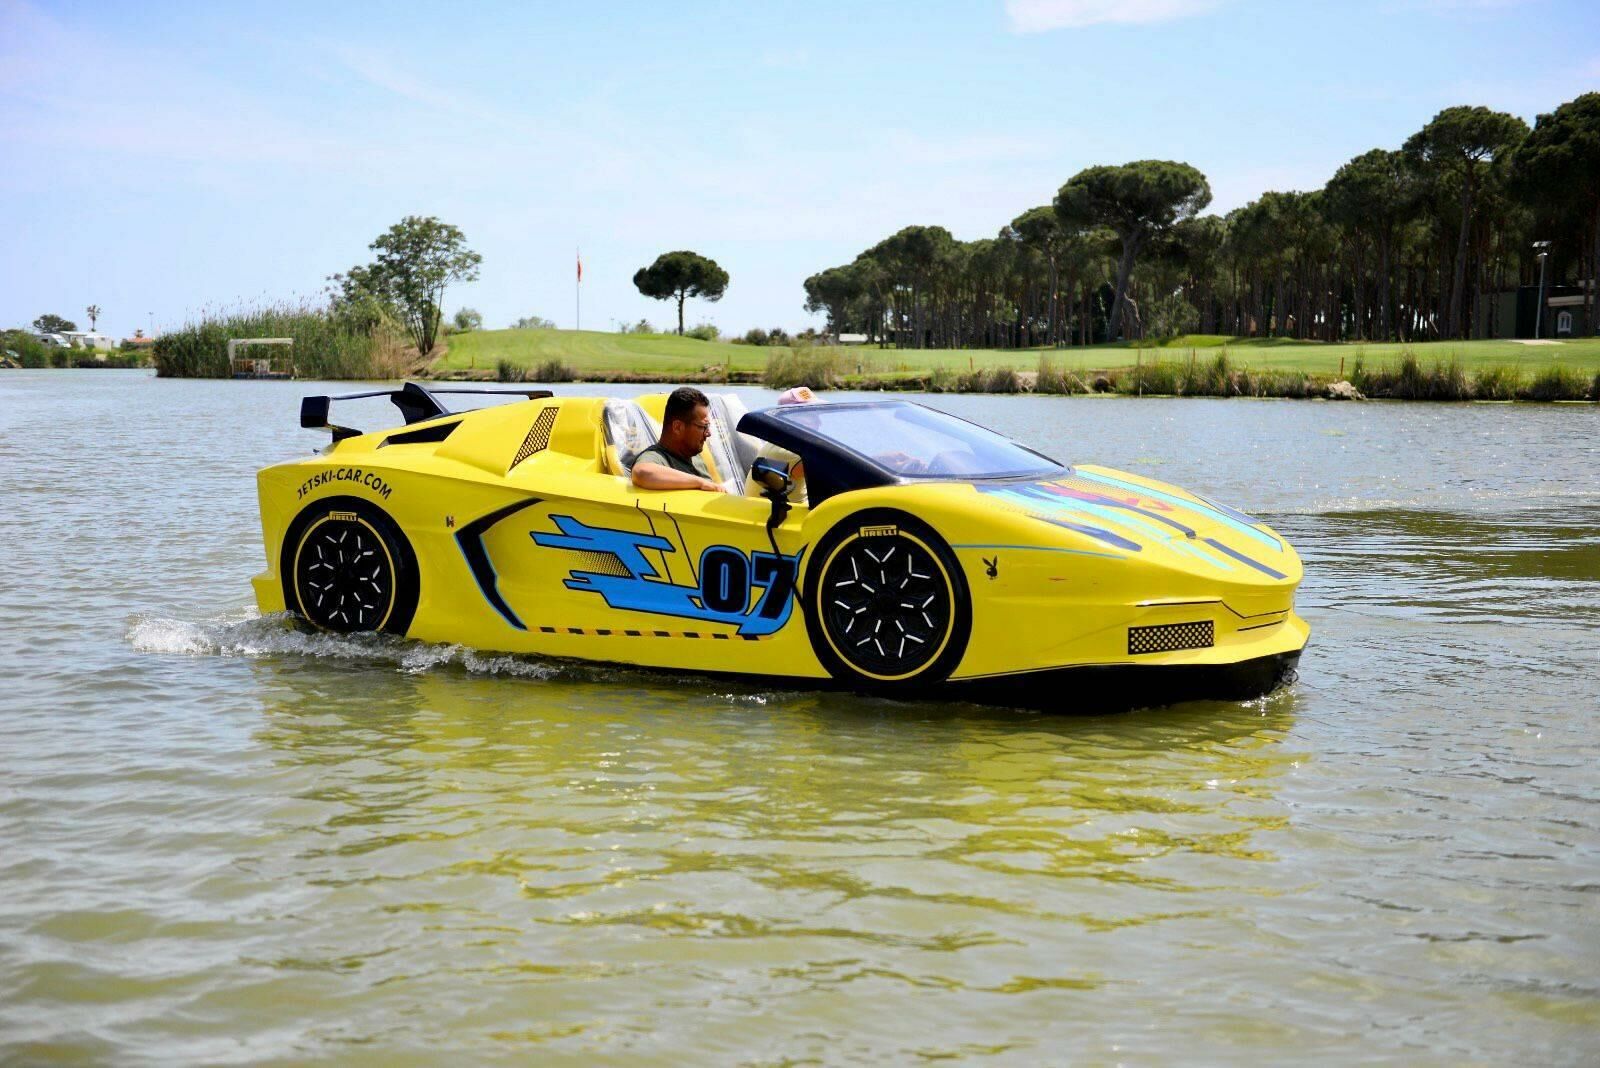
743, 328, 770, 346
684, 322, 720, 342
619, 319, 655, 335
4, 330, 51, 368
763, 343, 839, 389
528, 357, 574, 382
1523, 365, 1589, 402
1145, 293, 1199, 339
1472, 366, 1523, 400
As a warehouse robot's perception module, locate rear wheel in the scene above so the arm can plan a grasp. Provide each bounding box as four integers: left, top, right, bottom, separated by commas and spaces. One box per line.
804, 509, 970, 690
282, 496, 418, 634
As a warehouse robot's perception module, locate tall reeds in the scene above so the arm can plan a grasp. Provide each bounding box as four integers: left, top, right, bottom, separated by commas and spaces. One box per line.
151, 301, 392, 379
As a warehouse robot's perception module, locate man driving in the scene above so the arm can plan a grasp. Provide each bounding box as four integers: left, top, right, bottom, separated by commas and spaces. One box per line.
631, 386, 727, 493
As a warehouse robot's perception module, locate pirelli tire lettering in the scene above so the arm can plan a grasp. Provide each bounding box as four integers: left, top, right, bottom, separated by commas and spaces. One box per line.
282, 496, 419, 635
803, 508, 971, 690
296, 467, 394, 501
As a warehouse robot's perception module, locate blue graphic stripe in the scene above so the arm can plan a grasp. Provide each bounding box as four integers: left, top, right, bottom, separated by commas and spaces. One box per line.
1073, 470, 1283, 552
985, 488, 1143, 551
1203, 538, 1287, 579
951, 543, 1127, 560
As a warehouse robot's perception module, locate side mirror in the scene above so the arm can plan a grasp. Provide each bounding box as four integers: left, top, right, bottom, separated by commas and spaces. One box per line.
750, 456, 792, 498
750, 457, 792, 529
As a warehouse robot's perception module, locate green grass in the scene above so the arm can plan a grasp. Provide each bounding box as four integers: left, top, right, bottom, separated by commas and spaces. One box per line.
436, 329, 770, 375
442, 328, 1600, 380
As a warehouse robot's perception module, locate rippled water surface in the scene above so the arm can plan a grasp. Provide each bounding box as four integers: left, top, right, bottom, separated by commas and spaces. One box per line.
2, 371, 1597, 1064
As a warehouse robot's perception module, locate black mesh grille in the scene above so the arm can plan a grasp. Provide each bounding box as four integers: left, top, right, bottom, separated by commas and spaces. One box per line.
511, 407, 558, 469
1128, 620, 1214, 655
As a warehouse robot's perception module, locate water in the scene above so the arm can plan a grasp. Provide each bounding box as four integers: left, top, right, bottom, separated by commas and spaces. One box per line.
2, 370, 1597, 1064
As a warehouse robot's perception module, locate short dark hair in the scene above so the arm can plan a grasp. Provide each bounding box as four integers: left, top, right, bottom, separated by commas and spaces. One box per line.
663, 386, 710, 428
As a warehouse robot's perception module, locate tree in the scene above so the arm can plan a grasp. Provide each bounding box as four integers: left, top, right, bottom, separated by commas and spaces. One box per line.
1326, 149, 1417, 340
633, 251, 729, 335
1404, 106, 1528, 338
85, 305, 101, 330
453, 307, 483, 332
1012, 207, 1070, 344
803, 264, 864, 339
512, 315, 557, 330
33, 314, 76, 334
332, 216, 482, 356
1055, 161, 1211, 341
1513, 93, 1600, 335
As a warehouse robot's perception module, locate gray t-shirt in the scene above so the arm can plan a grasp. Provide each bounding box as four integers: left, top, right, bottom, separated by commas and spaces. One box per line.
633, 443, 709, 480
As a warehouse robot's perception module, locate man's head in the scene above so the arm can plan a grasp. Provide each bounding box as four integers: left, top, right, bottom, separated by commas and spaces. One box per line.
660, 386, 712, 457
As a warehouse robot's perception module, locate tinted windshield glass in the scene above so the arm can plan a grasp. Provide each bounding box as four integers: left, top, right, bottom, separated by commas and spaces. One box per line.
776, 403, 1062, 479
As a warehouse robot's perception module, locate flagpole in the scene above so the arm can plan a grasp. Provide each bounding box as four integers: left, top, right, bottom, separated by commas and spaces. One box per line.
575, 247, 581, 332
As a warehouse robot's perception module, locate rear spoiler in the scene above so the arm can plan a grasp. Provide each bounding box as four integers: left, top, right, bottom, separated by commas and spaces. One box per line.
299, 382, 554, 441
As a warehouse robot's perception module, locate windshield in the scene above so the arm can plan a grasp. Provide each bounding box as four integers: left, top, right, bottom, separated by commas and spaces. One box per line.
773, 402, 1063, 479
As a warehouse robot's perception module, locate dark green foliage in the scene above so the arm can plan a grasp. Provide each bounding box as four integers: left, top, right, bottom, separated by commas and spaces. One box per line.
1471, 366, 1523, 400
1524, 366, 1590, 401
33, 314, 76, 334
743, 328, 770, 346
497, 357, 574, 383
330, 216, 482, 357
1056, 160, 1211, 341
4, 330, 51, 367
633, 251, 729, 335
512, 315, 557, 330
453, 307, 483, 332
684, 323, 720, 341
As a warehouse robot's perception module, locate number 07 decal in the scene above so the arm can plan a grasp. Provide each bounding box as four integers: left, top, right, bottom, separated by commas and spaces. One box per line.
531, 514, 803, 636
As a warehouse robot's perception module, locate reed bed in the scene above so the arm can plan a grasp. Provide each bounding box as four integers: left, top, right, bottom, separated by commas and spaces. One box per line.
151, 302, 395, 379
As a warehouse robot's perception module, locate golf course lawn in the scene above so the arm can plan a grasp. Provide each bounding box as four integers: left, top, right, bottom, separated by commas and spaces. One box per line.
439, 327, 1600, 379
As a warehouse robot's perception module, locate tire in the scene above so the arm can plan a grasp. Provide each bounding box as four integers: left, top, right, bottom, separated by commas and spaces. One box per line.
282, 496, 419, 635
803, 508, 971, 690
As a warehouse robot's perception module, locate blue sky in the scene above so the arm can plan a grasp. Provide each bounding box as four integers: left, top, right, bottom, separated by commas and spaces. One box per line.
2, 0, 1596, 341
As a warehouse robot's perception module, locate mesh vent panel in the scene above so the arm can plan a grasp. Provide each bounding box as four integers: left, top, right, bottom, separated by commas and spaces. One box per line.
1128, 620, 1214, 655
511, 407, 558, 469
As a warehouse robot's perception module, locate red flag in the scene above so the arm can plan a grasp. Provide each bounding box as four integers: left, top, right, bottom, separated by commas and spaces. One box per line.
576, 250, 582, 283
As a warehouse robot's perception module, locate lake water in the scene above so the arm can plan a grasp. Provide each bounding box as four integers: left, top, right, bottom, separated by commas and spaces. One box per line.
1, 370, 1597, 1064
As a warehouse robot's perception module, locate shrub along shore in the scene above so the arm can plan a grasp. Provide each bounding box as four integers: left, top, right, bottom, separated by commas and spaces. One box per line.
440, 328, 1600, 402
121, 317, 1600, 402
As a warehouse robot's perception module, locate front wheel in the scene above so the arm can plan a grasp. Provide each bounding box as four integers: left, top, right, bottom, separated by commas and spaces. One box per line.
282, 496, 419, 635
803, 509, 971, 690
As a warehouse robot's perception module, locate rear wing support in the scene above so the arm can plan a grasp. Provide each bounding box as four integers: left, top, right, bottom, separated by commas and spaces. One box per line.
299, 381, 554, 442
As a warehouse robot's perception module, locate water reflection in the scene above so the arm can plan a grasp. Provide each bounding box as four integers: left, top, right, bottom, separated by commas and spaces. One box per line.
228, 655, 1306, 1054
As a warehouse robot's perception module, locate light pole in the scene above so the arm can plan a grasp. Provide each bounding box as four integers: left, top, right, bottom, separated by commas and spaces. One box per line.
1533, 241, 1551, 339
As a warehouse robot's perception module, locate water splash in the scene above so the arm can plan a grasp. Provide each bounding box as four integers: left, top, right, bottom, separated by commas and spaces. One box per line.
126, 610, 561, 680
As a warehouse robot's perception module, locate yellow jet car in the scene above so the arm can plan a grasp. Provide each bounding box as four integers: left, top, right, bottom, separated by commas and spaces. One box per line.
253, 383, 1308, 709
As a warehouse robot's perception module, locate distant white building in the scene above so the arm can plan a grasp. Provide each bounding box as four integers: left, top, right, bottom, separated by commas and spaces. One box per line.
61, 330, 117, 350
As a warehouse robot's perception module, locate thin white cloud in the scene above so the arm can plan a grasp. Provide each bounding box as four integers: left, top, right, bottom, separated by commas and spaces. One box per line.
1005, 0, 1218, 32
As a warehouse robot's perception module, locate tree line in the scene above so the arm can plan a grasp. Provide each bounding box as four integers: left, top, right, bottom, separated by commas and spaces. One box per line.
804, 94, 1600, 346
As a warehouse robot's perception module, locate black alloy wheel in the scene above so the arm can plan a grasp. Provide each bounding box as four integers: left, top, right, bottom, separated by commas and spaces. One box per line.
283, 496, 418, 635
804, 509, 970, 688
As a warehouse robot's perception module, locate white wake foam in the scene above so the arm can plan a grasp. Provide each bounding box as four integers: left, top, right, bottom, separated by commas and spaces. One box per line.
126, 610, 560, 679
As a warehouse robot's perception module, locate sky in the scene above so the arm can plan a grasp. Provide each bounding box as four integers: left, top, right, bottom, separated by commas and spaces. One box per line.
2, 0, 1597, 342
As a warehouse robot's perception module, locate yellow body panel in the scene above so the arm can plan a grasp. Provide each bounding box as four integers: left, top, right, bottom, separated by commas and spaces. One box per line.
254, 395, 1309, 690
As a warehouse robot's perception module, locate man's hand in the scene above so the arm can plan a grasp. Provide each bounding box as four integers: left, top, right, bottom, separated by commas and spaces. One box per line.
699, 477, 728, 493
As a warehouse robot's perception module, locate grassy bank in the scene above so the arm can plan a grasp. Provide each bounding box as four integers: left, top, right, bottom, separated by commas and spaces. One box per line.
434, 328, 770, 377
435, 327, 1600, 400
443, 327, 1600, 377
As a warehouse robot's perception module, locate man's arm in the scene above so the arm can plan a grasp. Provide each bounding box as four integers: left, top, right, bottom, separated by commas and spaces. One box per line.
631, 461, 726, 492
